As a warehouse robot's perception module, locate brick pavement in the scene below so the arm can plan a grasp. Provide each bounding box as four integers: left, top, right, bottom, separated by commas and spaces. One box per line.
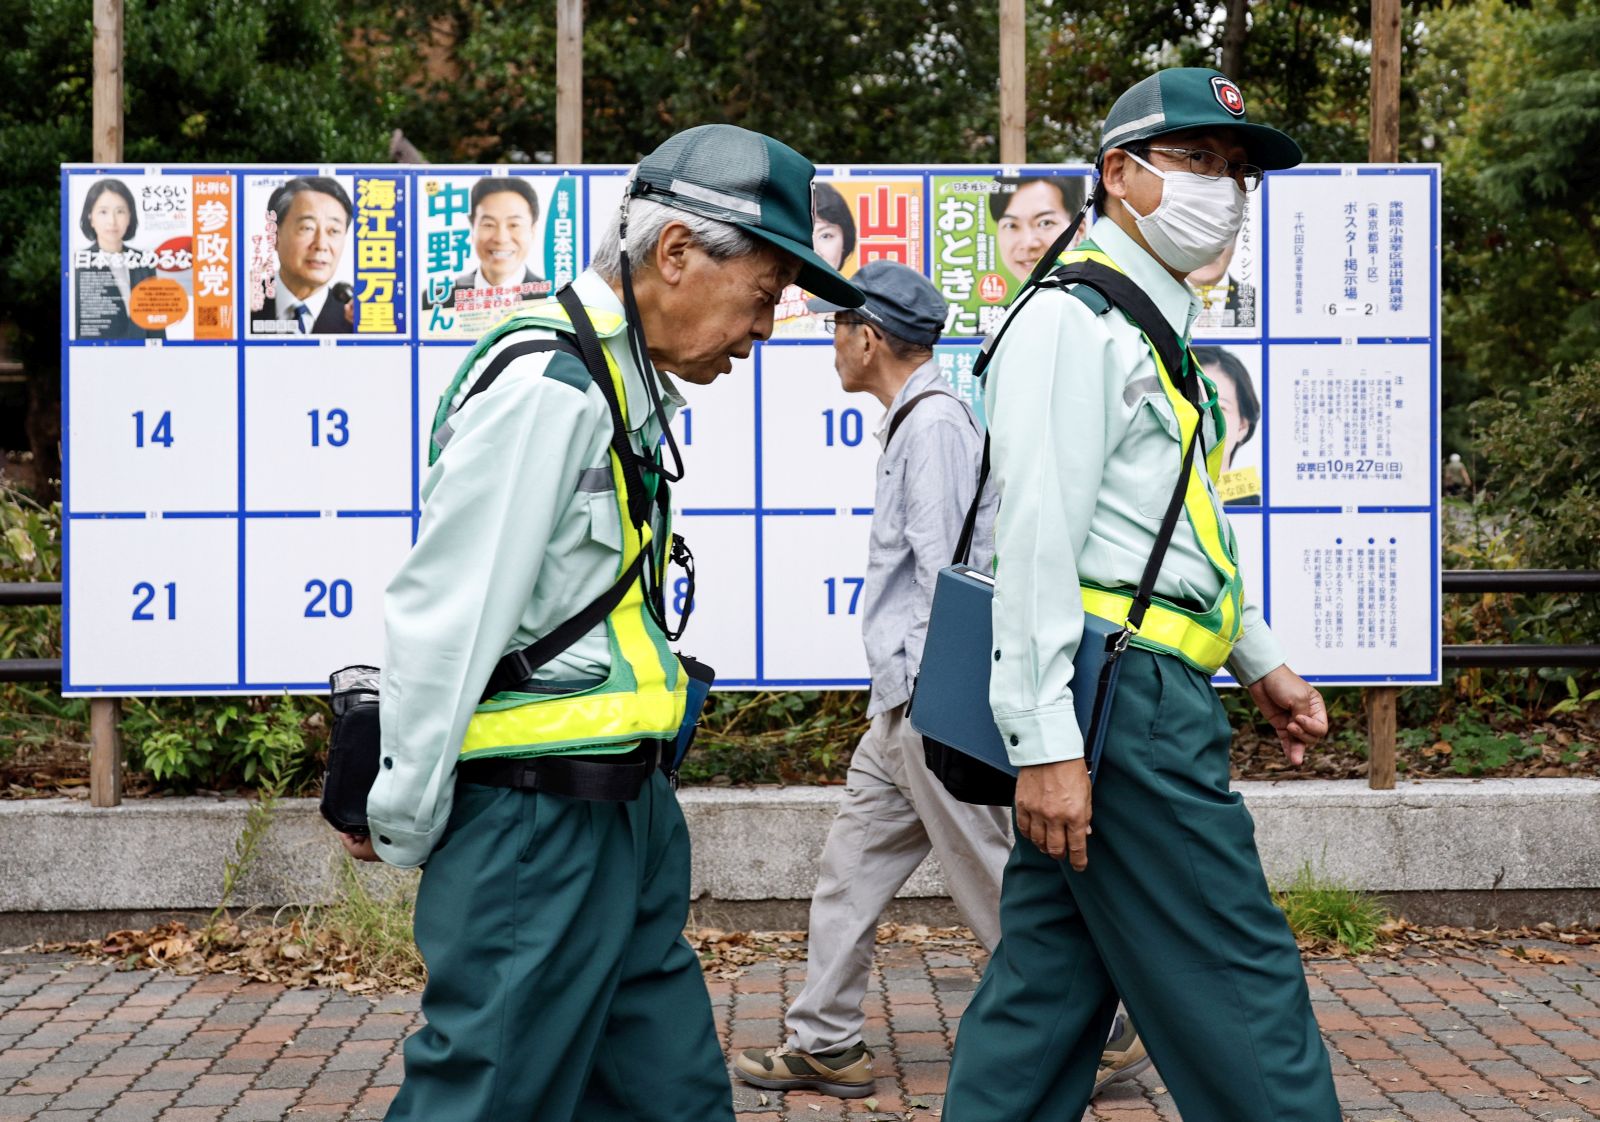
4, 936, 1600, 1121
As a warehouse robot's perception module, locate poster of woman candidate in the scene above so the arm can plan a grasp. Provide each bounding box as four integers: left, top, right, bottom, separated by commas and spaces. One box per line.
1194, 343, 1264, 505
930, 171, 1091, 336
417, 172, 579, 341
771, 176, 924, 337
243, 172, 407, 338
68, 172, 236, 342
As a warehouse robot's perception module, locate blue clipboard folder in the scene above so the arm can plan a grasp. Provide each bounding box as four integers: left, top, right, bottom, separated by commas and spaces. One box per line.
908, 565, 1122, 782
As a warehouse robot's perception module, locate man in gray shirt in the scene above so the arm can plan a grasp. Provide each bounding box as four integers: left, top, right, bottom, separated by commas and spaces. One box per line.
733, 262, 1010, 1099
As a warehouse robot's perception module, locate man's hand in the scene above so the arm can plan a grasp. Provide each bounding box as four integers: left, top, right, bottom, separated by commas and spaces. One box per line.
1247, 665, 1329, 766
1014, 758, 1093, 870
338, 832, 381, 863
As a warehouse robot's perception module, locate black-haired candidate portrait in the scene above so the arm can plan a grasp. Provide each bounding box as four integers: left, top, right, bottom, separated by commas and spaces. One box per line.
989, 175, 1088, 284
811, 181, 858, 271
426, 177, 551, 310
250, 176, 353, 335
1194, 345, 1262, 505
74, 178, 166, 341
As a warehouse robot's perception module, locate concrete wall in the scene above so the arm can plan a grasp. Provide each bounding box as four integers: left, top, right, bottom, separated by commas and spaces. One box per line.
3, 779, 1597, 941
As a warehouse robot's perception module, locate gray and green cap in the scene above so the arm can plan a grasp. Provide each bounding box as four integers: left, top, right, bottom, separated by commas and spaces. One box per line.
629, 124, 865, 308
1098, 68, 1303, 171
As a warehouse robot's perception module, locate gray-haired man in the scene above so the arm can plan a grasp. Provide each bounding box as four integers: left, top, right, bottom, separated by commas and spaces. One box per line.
342, 124, 863, 1122
733, 262, 1010, 1099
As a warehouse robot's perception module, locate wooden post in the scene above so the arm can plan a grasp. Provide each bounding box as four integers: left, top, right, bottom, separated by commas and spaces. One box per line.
999, 0, 1026, 164
1367, 686, 1397, 789
90, 699, 124, 807
91, 0, 125, 807
1364, 0, 1400, 790
1368, 0, 1400, 162
92, 0, 123, 166
556, 0, 583, 165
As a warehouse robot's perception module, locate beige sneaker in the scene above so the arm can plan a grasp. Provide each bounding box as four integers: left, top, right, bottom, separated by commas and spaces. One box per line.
733, 1042, 876, 1098
1093, 1011, 1152, 1096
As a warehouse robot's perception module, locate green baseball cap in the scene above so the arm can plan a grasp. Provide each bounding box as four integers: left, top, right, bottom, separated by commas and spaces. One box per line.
629, 124, 865, 308
1098, 68, 1303, 171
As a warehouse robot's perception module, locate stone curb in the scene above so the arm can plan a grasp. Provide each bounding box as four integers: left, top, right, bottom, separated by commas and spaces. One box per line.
2, 778, 1597, 924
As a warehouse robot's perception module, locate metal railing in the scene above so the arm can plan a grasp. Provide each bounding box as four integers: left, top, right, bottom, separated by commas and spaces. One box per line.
0, 582, 63, 681
2, 573, 1596, 801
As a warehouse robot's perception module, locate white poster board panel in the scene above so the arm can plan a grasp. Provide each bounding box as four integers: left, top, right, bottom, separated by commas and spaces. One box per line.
1267, 169, 1434, 340
67, 346, 237, 513
667, 356, 756, 510
759, 344, 878, 512
67, 517, 238, 688
760, 514, 872, 683
1268, 511, 1436, 680
242, 516, 411, 684
244, 345, 413, 512
670, 514, 757, 682
1267, 342, 1431, 508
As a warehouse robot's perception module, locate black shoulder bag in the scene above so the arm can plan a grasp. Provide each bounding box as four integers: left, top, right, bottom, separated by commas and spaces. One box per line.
908, 234, 1210, 807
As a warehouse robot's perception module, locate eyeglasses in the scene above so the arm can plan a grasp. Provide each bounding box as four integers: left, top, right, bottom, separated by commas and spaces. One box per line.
1144, 146, 1264, 193
821, 314, 877, 336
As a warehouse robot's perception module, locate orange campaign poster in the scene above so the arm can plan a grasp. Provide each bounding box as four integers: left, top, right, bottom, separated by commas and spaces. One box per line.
772, 176, 924, 336
190, 174, 235, 340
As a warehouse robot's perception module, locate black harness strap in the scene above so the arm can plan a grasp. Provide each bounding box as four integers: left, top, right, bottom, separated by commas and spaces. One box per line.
456, 339, 579, 412
558, 284, 652, 530
886, 389, 971, 450
476, 289, 664, 701
480, 551, 648, 701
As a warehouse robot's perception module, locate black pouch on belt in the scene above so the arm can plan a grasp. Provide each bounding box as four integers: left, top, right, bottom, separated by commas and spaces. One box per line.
668, 655, 716, 778
321, 665, 382, 836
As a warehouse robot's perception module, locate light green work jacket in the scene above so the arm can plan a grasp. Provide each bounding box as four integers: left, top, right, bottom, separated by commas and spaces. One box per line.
368, 270, 679, 867
986, 219, 1285, 768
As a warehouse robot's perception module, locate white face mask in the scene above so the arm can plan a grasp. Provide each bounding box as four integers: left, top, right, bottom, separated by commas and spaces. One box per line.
1119, 150, 1246, 274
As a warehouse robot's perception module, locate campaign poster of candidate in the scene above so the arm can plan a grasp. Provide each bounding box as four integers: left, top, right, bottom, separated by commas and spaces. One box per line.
67, 172, 236, 342
242, 172, 407, 338
1193, 343, 1264, 506
931, 171, 1091, 336
418, 173, 579, 340
772, 176, 924, 336
1190, 191, 1261, 337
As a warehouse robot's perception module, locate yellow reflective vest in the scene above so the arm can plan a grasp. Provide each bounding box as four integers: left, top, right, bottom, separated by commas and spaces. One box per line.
429, 301, 687, 759
1056, 247, 1248, 675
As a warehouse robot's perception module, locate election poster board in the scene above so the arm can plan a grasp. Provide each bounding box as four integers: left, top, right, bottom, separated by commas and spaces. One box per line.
60, 163, 1440, 694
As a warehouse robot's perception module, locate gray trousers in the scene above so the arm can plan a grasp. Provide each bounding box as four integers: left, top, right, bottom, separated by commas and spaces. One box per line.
785, 704, 1012, 1054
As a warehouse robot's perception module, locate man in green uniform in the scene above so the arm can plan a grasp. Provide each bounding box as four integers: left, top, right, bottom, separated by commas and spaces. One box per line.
943, 69, 1342, 1121
335, 125, 862, 1122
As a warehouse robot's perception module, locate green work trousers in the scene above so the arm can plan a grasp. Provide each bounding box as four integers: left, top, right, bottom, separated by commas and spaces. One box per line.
385, 770, 733, 1122
944, 650, 1340, 1122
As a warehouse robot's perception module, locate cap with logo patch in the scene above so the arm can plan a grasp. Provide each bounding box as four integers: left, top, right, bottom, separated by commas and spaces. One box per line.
805, 260, 947, 347
1097, 68, 1303, 171
629, 124, 865, 308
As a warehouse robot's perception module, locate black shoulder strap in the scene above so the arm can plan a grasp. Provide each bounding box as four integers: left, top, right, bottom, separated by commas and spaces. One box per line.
558, 285, 651, 530
950, 259, 1204, 639
456, 338, 581, 413
1048, 261, 1191, 397
885, 389, 963, 450
480, 551, 647, 700
479, 287, 657, 700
